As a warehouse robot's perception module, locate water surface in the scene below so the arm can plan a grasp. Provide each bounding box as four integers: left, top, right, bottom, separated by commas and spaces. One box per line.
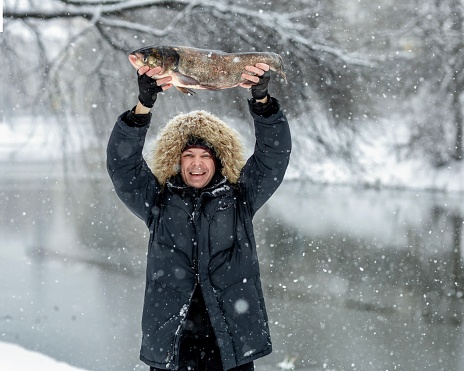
1, 176, 463, 371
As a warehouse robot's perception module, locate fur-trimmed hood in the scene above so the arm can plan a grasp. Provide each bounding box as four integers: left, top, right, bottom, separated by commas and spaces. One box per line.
146, 110, 246, 186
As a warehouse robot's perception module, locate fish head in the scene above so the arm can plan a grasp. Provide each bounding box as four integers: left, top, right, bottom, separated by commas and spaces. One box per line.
129, 46, 167, 71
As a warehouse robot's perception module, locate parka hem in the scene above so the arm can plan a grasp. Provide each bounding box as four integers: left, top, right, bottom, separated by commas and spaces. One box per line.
140, 345, 272, 371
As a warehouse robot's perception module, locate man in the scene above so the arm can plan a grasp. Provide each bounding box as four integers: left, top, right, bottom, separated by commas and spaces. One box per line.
107, 55, 291, 371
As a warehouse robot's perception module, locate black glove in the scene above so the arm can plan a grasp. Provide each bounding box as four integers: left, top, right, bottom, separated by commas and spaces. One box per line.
251, 70, 271, 100
137, 73, 163, 108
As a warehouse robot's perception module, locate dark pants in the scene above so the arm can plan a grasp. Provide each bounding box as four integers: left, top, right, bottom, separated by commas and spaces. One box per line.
149, 286, 254, 371
149, 363, 253, 371
148, 322, 254, 371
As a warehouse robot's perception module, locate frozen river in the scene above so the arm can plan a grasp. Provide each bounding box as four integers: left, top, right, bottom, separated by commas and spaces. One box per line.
1, 174, 464, 371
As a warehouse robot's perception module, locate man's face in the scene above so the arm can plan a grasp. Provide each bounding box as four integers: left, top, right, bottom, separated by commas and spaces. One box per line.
180, 148, 216, 189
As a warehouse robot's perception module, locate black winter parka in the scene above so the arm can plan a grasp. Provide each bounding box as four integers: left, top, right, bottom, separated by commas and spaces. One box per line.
107, 98, 291, 370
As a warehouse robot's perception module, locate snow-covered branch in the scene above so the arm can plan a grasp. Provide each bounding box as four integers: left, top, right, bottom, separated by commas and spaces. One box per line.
2, 0, 384, 164
4, 0, 374, 68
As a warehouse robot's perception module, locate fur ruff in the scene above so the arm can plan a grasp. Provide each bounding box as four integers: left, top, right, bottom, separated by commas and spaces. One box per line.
146, 110, 246, 186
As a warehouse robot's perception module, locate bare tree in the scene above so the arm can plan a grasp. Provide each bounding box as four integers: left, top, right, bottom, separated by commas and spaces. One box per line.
375, 0, 464, 165
3, 0, 377, 171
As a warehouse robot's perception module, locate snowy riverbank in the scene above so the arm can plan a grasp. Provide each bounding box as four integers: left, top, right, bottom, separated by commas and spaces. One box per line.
2, 114, 463, 193
0, 341, 89, 371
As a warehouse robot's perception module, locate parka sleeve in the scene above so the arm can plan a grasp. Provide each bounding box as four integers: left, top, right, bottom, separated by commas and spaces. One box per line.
106, 111, 160, 226
239, 98, 292, 215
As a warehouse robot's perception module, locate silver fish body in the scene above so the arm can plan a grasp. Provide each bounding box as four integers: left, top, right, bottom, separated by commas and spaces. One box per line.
129, 45, 286, 94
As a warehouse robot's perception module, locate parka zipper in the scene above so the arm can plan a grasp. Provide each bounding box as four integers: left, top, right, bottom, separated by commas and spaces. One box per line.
170, 238, 200, 368
194, 258, 200, 284
192, 191, 201, 286
169, 190, 205, 368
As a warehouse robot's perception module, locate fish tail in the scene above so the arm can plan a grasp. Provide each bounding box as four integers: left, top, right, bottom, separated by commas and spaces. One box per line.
268, 53, 287, 84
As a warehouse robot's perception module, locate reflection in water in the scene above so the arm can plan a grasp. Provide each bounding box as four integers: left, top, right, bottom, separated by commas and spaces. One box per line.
1, 177, 463, 371
254, 182, 464, 370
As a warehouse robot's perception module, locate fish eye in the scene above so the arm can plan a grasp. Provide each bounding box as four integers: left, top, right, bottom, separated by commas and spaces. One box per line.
142, 57, 148, 63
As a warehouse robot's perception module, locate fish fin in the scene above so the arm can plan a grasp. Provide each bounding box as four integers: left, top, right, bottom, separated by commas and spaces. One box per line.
172, 72, 200, 94
176, 86, 196, 95
173, 72, 201, 86
196, 86, 224, 91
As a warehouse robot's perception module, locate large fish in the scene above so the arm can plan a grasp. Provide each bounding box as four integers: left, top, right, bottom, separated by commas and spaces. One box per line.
129, 45, 286, 94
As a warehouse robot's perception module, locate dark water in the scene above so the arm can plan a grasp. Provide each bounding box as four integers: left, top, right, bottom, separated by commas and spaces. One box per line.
1, 175, 463, 371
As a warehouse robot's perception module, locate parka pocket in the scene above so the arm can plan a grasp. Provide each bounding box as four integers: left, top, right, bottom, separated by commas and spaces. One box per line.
141, 281, 189, 363
217, 278, 270, 361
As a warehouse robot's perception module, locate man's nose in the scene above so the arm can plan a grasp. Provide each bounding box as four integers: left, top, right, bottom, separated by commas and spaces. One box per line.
192, 155, 203, 166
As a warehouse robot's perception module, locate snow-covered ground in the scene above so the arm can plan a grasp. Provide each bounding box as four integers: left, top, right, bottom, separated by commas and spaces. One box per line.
0, 341, 89, 371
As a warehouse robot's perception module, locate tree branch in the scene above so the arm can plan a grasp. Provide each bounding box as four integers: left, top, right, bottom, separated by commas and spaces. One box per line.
5, 0, 375, 68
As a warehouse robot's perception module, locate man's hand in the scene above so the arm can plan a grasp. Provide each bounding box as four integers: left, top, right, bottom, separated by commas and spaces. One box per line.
128, 55, 173, 113
240, 63, 270, 103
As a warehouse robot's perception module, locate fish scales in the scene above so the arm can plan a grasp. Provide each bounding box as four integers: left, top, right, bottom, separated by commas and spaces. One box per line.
129, 45, 286, 94
175, 48, 282, 85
